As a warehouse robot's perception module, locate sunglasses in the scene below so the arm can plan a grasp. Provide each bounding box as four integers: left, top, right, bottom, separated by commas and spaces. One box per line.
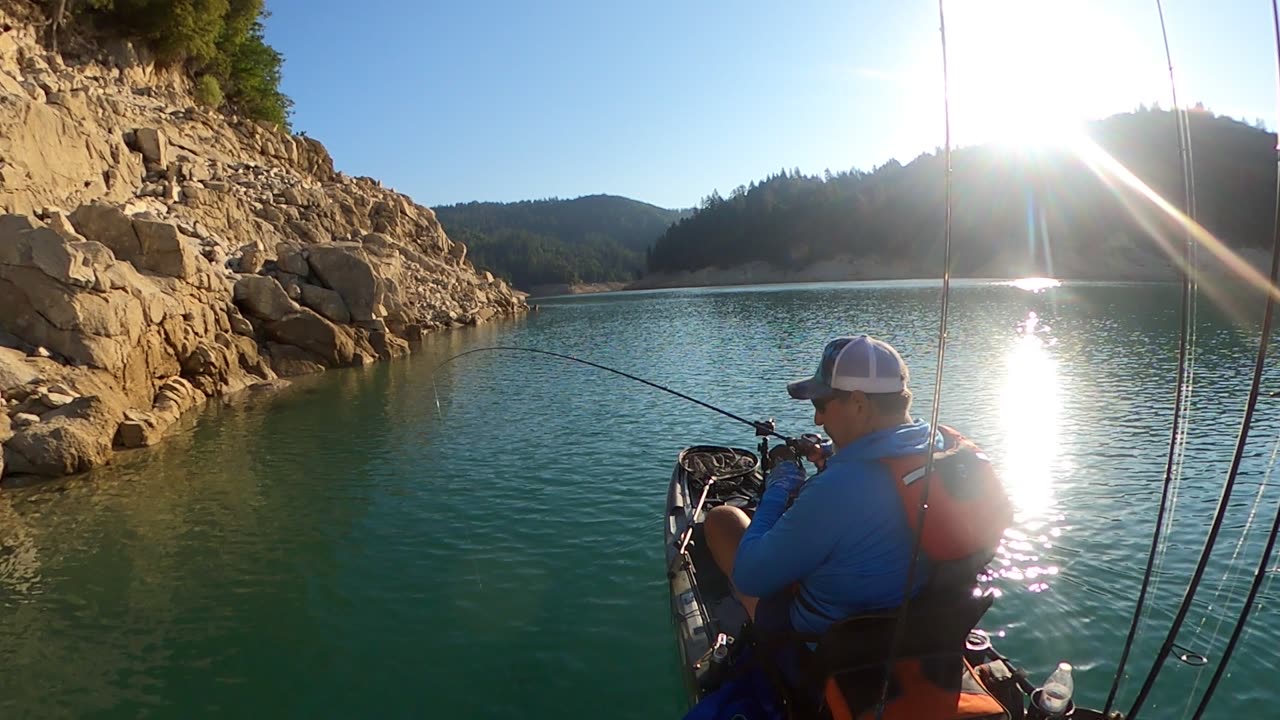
812, 391, 853, 413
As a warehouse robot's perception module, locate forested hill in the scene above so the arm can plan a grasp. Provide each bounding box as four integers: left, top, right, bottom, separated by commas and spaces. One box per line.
434, 195, 690, 290
647, 108, 1277, 280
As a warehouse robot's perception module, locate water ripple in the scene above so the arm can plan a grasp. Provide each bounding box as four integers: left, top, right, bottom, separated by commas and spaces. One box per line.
2, 281, 1279, 717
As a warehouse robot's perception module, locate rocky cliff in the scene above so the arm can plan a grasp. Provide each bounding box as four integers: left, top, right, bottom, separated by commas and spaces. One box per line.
0, 8, 526, 482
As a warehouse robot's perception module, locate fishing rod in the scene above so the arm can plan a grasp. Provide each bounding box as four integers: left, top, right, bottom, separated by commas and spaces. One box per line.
874, 1, 955, 717
1124, 6, 1280, 712
431, 345, 793, 443
1104, 0, 1200, 712
1180, 2, 1280, 714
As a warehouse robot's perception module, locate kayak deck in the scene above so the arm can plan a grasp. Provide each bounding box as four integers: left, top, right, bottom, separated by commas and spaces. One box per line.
665, 445, 762, 703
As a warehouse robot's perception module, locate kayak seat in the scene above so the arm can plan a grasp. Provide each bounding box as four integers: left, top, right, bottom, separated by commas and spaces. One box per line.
811, 586, 1011, 720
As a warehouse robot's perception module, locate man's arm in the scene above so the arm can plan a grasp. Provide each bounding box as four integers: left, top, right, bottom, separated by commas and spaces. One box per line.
731, 471, 842, 598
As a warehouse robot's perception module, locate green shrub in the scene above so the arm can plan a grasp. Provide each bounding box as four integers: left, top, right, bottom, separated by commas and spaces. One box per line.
77, 0, 291, 127
194, 74, 223, 107
220, 17, 292, 127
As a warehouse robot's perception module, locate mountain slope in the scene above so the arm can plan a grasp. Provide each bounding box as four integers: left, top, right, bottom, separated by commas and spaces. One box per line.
434, 194, 690, 289
647, 109, 1275, 281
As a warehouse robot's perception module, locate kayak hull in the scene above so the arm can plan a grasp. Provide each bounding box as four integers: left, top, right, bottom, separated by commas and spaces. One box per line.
664, 445, 763, 705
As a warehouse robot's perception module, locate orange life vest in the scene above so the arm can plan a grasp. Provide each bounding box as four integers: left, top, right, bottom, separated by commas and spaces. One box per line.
824, 657, 1012, 720
879, 425, 1013, 570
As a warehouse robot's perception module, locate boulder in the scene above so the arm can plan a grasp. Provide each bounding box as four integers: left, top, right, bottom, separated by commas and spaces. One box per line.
299, 283, 351, 324
449, 240, 467, 263
0, 225, 99, 288
44, 211, 87, 243
228, 312, 254, 336
115, 413, 159, 448
276, 246, 310, 277
267, 342, 326, 377
368, 330, 411, 360
12, 412, 39, 428
280, 275, 303, 300
181, 184, 206, 206
0, 266, 145, 372
69, 202, 141, 262
0, 215, 40, 235
180, 340, 236, 396
233, 275, 296, 321
40, 391, 74, 408
154, 376, 203, 417
131, 218, 199, 279
115, 375, 205, 449
306, 243, 382, 321
281, 187, 306, 206
238, 244, 266, 274
134, 127, 168, 167
266, 308, 355, 366
3, 395, 119, 477
0, 348, 46, 390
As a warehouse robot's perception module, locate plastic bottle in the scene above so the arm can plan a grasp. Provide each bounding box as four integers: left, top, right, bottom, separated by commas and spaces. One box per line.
1038, 662, 1074, 715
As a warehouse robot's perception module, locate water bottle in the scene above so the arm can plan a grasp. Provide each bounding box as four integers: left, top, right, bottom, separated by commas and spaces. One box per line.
1038, 662, 1074, 716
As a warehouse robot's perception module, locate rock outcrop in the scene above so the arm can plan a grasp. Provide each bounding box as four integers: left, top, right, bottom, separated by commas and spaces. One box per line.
0, 7, 526, 481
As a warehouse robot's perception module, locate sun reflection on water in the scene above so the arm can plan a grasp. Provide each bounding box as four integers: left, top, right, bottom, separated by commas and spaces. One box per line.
988, 310, 1064, 593
1001, 277, 1062, 293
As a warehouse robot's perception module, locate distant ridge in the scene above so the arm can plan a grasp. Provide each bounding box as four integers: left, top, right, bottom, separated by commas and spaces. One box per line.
434, 195, 691, 290
646, 108, 1275, 281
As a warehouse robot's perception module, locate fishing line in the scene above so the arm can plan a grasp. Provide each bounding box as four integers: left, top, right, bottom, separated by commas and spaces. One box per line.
1105, 0, 1202, 711
1190, 444, 1280, 717
1124, 0, 1280, 712
431, 346, 790, 441
1178, 429, 1280, 718
435, 345, 783, 591
874, 1, 954, 717
1182, 4, 1280, 696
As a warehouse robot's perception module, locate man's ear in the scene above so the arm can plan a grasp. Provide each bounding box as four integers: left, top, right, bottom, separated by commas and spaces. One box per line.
848, 391, 866, 415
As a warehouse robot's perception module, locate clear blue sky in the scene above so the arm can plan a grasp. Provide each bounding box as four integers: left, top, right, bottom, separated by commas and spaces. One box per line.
263, 0, 1279, 210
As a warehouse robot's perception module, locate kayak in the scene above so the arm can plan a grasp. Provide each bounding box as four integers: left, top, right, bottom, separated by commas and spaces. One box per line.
665, 444, 763, 703
663, 441, 1121, 720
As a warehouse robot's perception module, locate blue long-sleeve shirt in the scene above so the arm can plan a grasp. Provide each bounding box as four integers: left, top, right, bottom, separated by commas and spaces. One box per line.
733, 420, 939, 634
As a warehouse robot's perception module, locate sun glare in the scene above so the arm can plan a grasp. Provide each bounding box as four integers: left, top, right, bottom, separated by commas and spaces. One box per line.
946, 0, 1157, 152
1004, 277, 1061, 293
999, 311, 1063, 524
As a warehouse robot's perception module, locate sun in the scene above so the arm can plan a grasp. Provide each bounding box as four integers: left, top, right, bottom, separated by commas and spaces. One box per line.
944, 0, 1149, 153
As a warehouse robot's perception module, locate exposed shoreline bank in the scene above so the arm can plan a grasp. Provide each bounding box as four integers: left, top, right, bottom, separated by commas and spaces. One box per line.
0, 8, 526, 485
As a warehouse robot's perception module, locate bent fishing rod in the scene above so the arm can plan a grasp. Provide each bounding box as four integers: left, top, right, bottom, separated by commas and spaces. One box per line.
1123, 1, 1280, 714
432, 345, 799, 444
1104, 0, 1200, 713
1179, 2, 1280, 715
873, 1, 956, 717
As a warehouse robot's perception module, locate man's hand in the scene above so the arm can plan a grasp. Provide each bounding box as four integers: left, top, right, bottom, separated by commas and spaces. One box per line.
776, 434, 834, 471
765, 443, 807, 494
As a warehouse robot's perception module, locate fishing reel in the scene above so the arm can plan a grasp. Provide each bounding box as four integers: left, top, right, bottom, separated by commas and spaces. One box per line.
778, 433, 830, 472
754, 418, 829, 474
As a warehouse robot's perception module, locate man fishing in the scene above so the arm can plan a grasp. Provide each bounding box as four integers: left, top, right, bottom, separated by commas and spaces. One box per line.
704, 334, 949, 635
695, 333, 1013, 718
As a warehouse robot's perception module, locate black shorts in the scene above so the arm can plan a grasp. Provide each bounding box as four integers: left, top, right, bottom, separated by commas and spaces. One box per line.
753, 590, 822, 706
754, 590, 796, 634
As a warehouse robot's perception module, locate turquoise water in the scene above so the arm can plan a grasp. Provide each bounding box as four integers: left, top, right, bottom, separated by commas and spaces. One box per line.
3, 280, 1280, 718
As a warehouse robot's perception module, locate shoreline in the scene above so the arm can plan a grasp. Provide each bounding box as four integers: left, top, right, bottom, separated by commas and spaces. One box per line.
0, 8, 527, 486
524, 247, 1273, 298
